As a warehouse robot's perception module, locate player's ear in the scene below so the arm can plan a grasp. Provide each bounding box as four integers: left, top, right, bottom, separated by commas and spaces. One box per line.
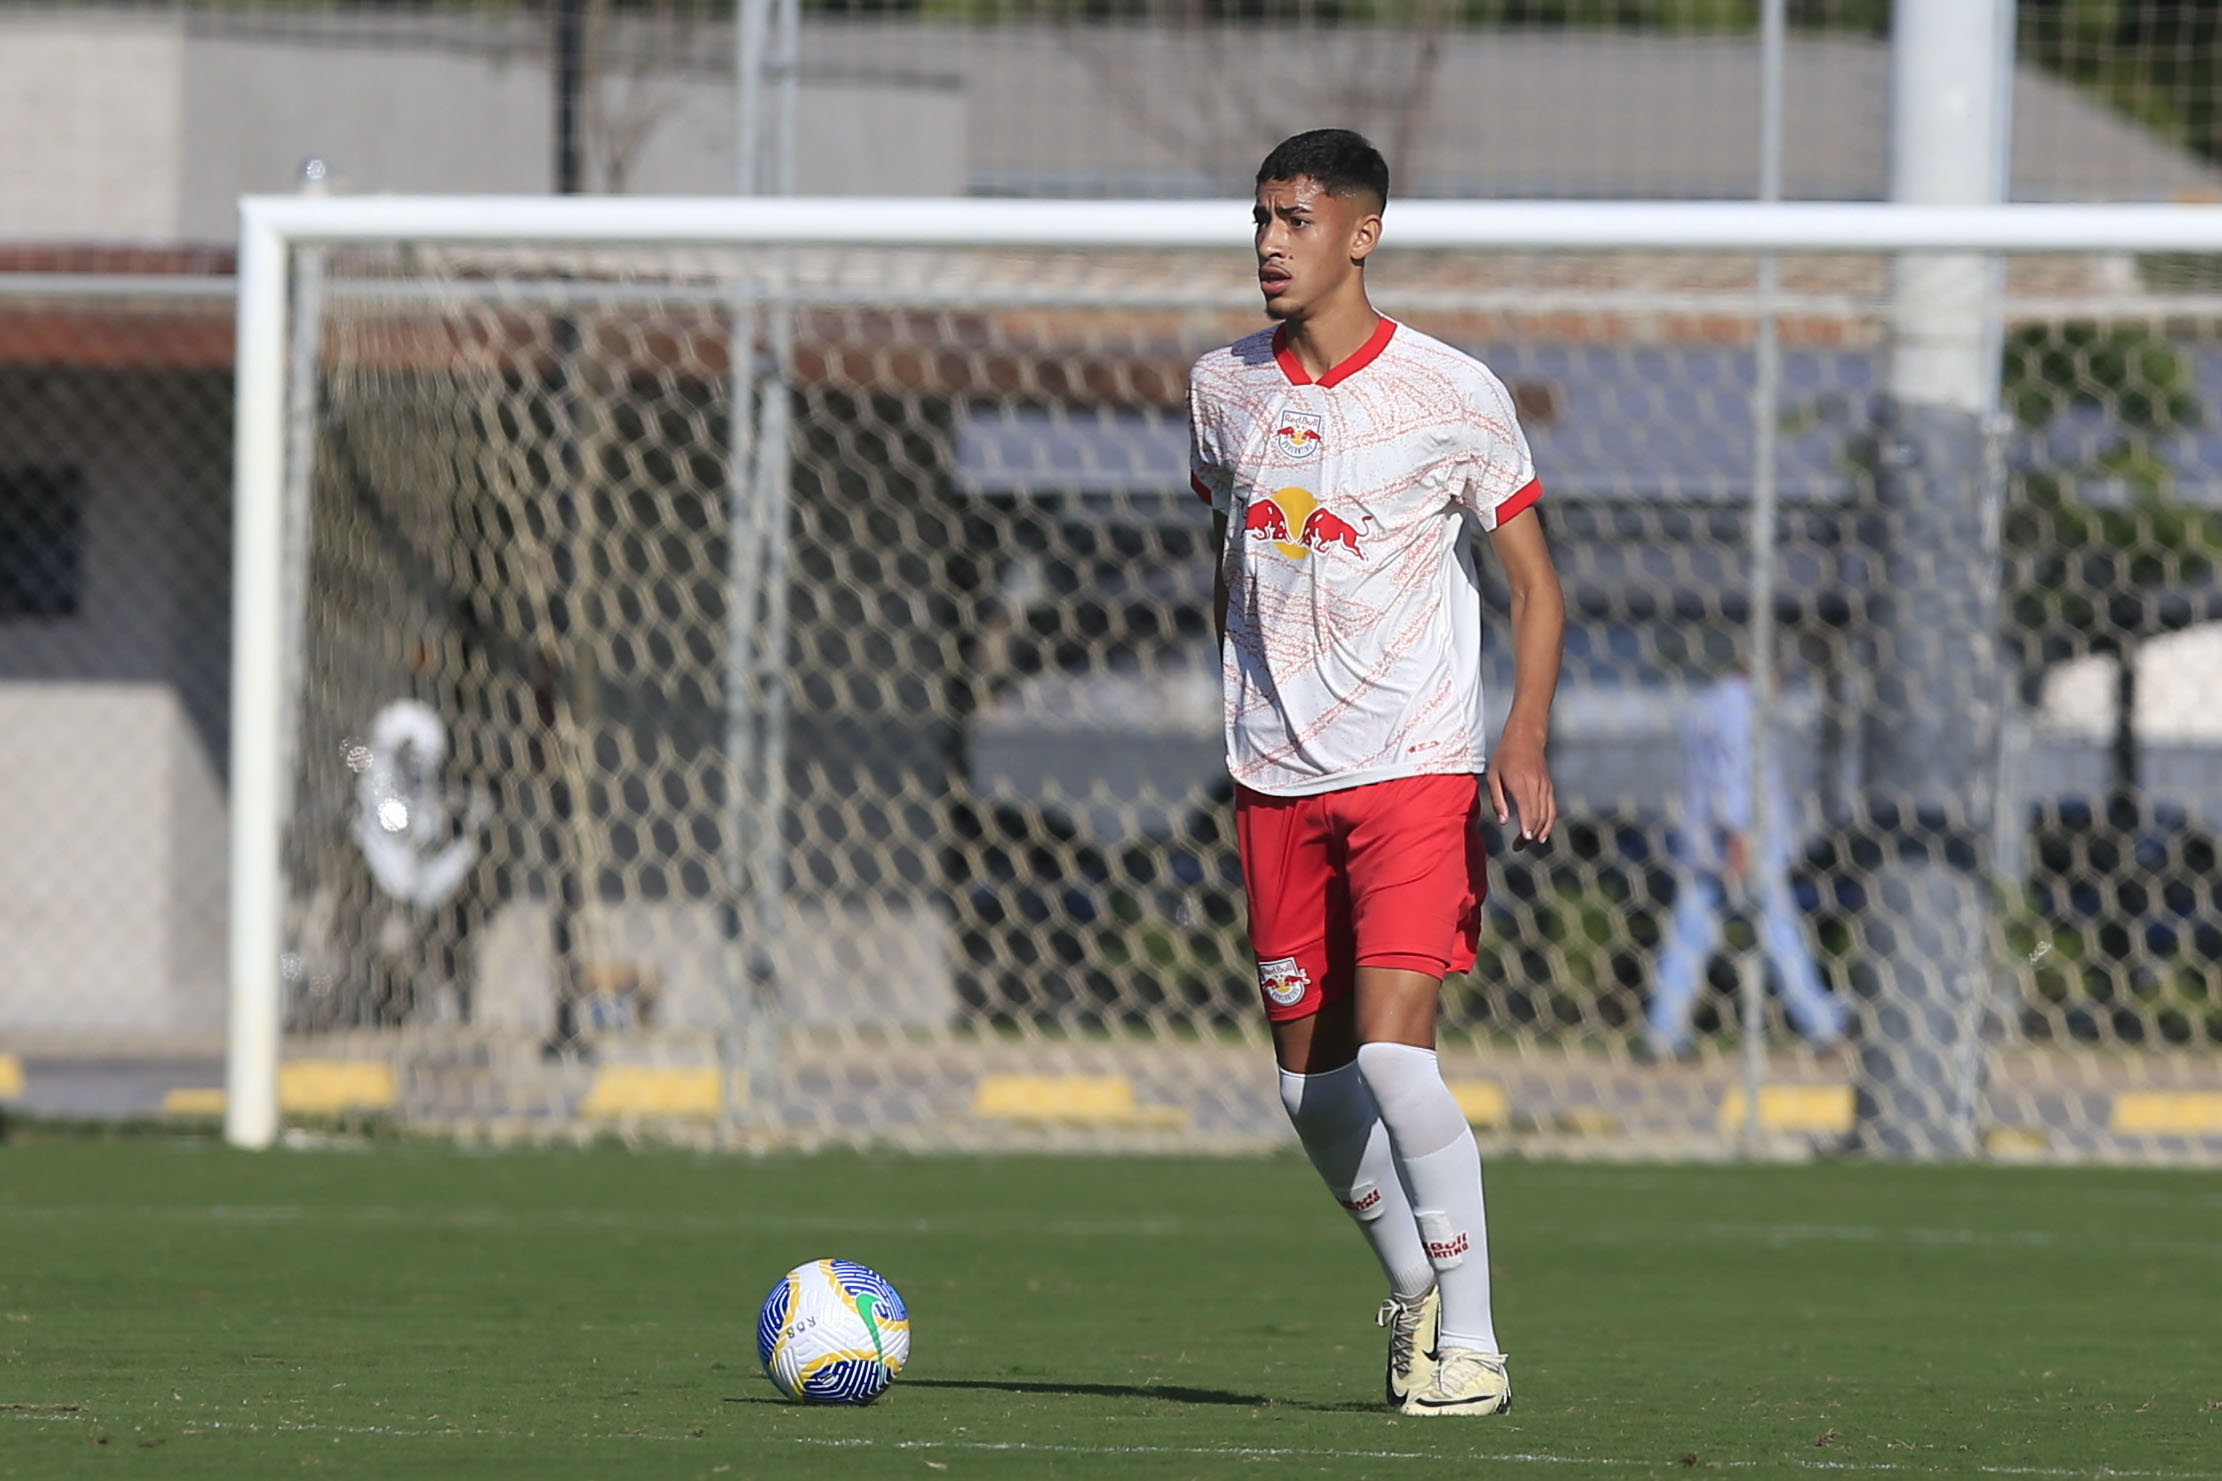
1348, 206, 1382, 265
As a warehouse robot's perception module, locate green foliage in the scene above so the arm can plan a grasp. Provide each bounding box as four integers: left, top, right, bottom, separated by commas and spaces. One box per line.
2002, 321, 2203, 436
2003, 892, 2222, 1048
2022, 0, 2222, 164
1998, 323, 2222, 671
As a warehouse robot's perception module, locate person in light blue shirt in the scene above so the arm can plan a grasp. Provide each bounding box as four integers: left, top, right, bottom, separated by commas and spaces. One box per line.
1647, 672, 1848, 1057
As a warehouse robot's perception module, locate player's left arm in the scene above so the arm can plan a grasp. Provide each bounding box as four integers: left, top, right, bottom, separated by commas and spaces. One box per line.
1485, 508, 1565, 846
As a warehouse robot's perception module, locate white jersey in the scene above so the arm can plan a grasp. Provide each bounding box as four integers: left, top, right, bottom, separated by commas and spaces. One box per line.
1188, 318, 1540, 798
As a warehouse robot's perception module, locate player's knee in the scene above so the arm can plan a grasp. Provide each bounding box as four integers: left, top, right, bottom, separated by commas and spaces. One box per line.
1277, 1060, 1365, 1142
1353, 1041, 1465, 1155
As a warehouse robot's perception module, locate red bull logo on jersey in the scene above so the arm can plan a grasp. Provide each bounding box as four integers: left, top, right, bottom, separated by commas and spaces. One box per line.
1243, 487, 1372, 562
1257, 956, 1311, 1008
1275, 410, 1325, 460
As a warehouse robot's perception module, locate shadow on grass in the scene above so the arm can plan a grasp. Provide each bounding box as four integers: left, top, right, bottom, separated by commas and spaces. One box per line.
900, 1377, 1269, 1407
728, 1380, 1389, 1415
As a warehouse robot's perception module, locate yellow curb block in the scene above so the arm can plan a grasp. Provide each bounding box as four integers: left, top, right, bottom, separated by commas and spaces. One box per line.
162, 1087, 227, 1117
580, 1066, 724, 1119
2111, 1091, 2222, 1136
1448, 1080, 1508, 1128
161, 1062, 398, 1118
1717, 1083, 1854, 1135
281, 1061, 398, 1114
0, 1054, 22, 1100
1985, 1125, 2051, 1157
971, 1074, 1187, 1128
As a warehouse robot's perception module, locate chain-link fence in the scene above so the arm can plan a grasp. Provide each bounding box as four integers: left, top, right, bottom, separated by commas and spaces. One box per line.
0, 258, 235, 1065
137, 227, 2195, 1156
7, 3, 2222, 1155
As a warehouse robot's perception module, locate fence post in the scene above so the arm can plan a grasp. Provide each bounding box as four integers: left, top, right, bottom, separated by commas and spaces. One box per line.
1854, 0, 2015, 1156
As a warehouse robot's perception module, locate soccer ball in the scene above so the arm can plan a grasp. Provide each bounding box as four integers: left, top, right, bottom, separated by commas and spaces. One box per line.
757, 1259, 911, 1405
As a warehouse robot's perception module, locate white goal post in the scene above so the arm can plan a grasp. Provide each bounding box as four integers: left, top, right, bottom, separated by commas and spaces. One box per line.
229, 196, 2222, 1156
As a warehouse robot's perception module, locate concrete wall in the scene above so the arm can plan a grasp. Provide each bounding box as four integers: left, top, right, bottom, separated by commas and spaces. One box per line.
177, 33, 557, 241
0, 13, 966, 243
0, 682, 228, 1038
0, 16, 184, 240
0, 368, 232, 1043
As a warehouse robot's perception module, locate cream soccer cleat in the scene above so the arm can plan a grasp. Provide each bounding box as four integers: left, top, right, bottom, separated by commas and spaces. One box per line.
1401, 1346, 1513, 1416
1376, 1287, 1439, 1406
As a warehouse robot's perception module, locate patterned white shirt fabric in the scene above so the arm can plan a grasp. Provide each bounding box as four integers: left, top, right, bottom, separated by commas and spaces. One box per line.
1189, 318, 1541, 798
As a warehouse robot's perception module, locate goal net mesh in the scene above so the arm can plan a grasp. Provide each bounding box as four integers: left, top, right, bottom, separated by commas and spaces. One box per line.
278, 234, 2222, 1157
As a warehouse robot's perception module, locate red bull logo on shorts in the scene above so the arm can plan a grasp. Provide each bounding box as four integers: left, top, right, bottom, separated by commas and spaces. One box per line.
1275, 410, 1325, 460
1257, 955, 1311, 1008
1243, 487, 1372, 563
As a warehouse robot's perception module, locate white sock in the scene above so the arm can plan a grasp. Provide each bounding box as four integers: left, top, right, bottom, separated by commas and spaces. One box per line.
1354, 1041, 1501, 1355
1278, 1063, 1435, 1301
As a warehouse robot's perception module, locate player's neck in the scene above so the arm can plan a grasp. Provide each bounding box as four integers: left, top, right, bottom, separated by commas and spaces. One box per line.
1278, 290, 1381, 381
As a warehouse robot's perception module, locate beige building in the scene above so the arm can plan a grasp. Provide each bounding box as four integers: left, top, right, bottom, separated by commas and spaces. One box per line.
2, 15, 2216, 247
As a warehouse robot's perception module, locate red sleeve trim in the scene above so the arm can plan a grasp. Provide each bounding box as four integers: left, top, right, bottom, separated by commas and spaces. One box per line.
1191, 474, 1216, 504
1496, 477, 1543, 524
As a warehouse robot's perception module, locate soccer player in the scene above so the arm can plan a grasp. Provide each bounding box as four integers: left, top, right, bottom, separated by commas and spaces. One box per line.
1188, 129, 1564, 1417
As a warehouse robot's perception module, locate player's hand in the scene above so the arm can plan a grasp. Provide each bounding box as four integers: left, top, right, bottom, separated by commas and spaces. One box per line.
1488, 725, 1556, 849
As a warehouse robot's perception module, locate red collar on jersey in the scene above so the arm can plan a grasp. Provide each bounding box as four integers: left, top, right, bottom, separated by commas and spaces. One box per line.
1272, 317, 1398, 389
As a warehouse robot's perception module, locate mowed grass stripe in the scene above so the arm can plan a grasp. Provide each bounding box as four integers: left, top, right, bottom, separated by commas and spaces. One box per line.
0, 1145, 2216, 1481
6, 1199, 2221, 1258
789, 1438, 2222, 1478
14, 1410, 2219, 1481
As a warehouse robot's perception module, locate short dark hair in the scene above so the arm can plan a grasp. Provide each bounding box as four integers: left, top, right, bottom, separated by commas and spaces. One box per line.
1255, 129, 1390, 209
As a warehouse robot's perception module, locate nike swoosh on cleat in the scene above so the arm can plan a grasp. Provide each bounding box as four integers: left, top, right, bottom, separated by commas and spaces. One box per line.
1410, 1394, 1513, 1414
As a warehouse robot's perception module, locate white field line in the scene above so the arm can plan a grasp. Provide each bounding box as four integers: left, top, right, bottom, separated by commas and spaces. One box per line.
10, 1410, 2219, 1480
789, 1438, 2222, 1479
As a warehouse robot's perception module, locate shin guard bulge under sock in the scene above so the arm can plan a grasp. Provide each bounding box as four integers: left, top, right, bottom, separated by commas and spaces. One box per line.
1353, 1041, 1501, 1354
1278, 1062, 1435, 1299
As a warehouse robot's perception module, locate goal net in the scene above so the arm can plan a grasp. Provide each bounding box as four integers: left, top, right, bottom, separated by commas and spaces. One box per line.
232, 199, 2222, 1160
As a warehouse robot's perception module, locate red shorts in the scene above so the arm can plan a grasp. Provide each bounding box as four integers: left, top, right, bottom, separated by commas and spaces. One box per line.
1235, 773, 1488, 1023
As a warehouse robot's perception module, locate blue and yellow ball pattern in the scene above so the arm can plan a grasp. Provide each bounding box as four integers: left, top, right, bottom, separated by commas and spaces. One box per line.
757, 1259, 911, 1405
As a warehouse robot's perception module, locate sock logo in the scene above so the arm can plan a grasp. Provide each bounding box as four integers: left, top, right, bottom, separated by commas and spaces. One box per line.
1417, 1209, 1468, 1270
1339, 1183, 1385, 1219
1257, 957, 1311, 1009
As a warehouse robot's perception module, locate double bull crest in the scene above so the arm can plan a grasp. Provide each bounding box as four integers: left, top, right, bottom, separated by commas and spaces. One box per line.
1243, 486, 1373, 562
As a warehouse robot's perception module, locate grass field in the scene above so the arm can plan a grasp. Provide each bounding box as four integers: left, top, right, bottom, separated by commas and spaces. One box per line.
1, 1136, 2217, 1480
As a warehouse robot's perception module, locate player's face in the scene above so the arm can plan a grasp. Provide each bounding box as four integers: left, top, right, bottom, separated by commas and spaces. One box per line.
1253, 177, 1380, 321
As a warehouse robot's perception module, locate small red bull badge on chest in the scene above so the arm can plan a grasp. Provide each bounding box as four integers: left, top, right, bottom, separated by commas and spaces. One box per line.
1275, 410, 1325, 460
